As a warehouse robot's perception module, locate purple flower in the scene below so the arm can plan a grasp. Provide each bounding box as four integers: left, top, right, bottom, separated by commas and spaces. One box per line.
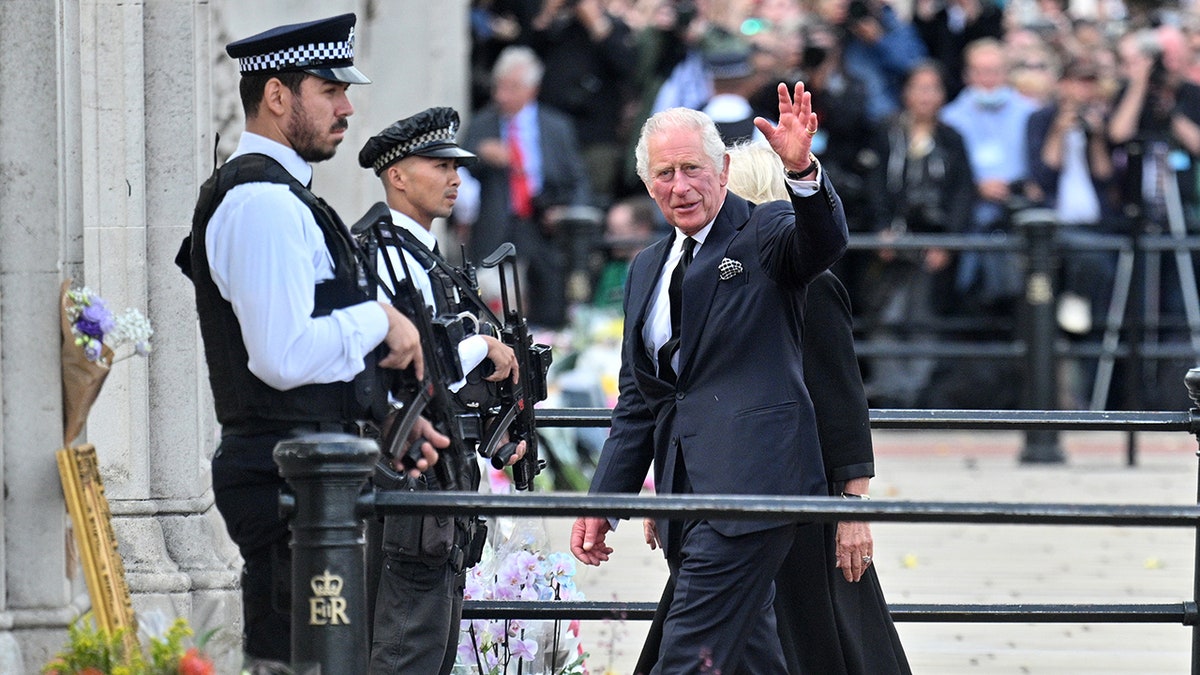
510, 637, 538, 661
75, 318, 105, 339
80, 301, 115, 333
493, 583, 519, 601
498, 557, 525, 588
514, 550, 540, 580
481, 620, 506, 645
83, 340, 103, 362
464, 574, 488, 601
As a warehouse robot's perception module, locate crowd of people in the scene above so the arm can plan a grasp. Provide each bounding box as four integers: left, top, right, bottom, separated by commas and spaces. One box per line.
459, 0, 1200, 412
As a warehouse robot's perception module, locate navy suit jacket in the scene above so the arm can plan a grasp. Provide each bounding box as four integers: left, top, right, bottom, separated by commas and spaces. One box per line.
460, 103, 591, 262
590, 176, 849, 548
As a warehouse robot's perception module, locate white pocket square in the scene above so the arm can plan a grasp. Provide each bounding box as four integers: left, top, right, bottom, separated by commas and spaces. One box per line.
718, 258, 744, 280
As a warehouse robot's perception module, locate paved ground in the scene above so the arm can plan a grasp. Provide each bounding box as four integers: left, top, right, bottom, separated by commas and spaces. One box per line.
538, 429, 1200, 674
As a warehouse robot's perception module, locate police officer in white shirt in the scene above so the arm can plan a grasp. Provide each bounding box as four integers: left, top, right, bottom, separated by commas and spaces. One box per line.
183, 14, 441, 671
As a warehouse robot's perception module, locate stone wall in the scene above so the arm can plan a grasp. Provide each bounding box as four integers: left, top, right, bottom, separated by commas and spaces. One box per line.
0, 0, 468, 670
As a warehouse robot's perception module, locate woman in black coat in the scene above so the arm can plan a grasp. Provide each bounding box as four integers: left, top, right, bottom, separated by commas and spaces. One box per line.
634, 142, 911, 675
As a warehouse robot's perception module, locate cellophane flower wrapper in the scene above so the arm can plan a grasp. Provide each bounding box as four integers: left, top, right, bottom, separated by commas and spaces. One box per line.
61, 280, 113, 447
456, 517, 586, 674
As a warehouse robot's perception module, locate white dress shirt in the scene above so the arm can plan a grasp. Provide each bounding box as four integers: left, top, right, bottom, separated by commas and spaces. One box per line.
644, 224, 712, 376
205, 132, 389, 391
376, 208, 489, 390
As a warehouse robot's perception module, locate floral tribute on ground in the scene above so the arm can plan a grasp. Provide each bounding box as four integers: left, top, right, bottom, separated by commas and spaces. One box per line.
43, 610, 214, 675
456, 518, 587, 675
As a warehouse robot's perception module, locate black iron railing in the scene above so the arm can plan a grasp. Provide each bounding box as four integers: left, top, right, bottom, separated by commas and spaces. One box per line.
273, 368, 1200, 674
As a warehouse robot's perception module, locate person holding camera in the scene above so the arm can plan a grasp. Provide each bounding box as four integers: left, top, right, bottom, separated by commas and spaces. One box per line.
1107, 25, 1200, 408
862, 61, 975, 408
821, 0, 927, 122
530, 0, 636, 204
1026, 55, 1121, 407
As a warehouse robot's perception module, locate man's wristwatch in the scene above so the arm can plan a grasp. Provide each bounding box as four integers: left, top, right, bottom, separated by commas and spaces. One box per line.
785, 153, 819, 180
841, 492, 871, 500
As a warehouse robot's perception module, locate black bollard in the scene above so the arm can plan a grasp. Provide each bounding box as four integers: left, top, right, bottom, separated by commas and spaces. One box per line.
274, 433, 378, 675
1016, 208, 1066, 463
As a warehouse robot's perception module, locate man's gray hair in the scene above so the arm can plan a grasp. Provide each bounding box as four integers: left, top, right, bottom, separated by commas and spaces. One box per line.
635, 108, 727, 185
492, 45, 544, 88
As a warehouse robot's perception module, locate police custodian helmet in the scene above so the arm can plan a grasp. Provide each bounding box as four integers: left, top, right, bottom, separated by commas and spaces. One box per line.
225, 13, 370, 85
359, 107, 478, 176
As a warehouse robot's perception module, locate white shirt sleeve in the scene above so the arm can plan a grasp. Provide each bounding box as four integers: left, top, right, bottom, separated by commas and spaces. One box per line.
206, 182, 389, 391
783, 160, 822, 197
375, 241, 492, 392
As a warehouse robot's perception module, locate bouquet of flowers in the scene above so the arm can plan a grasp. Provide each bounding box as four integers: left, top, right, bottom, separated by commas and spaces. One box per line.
60, 280, 153, 446
456, 519, 587, 675
42, 611, 214, 675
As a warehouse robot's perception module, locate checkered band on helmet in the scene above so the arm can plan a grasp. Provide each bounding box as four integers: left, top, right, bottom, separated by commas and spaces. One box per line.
371, 124, 457, 174
238, 27, 356, 74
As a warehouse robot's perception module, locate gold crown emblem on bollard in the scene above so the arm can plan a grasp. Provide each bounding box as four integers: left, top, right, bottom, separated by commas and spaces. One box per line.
310, 569, 344, 597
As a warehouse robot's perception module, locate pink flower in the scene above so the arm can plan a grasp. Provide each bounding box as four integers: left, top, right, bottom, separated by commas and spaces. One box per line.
510, 636, 538, 661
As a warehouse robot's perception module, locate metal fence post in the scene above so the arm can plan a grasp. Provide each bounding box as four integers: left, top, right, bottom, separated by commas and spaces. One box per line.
274, 433, 379, 675
1185, 367, 1200, 674
1016, 209, 1065, 463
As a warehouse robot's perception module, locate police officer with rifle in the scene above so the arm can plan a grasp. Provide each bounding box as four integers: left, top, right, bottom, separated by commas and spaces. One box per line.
354, 107, 551, 674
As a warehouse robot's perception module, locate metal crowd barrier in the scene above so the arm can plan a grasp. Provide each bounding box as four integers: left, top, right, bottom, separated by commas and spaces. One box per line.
273, 368, 1200, 674
847, 212, 1200, 464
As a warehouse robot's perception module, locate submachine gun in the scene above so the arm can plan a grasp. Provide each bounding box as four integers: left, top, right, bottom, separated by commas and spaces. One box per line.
351, 203, 551, 491
353, 202, 465, 490
477, 242, 551, 490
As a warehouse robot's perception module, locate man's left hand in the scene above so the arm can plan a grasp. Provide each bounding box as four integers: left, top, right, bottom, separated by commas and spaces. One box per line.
754, 81, 818, 174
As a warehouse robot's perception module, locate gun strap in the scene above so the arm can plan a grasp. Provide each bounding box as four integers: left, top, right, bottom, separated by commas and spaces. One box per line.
380, 225, 503, 326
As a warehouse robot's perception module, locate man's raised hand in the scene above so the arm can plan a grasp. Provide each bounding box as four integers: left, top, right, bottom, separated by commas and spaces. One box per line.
753, 81, 819, 174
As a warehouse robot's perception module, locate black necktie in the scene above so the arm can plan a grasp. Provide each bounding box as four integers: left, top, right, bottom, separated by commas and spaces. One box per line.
658, 236, 696, 383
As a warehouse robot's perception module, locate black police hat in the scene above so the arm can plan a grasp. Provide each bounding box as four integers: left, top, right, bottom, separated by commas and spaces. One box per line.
359, 107, 478, 176
704, 42, 755, 81
225, 13, 369, 85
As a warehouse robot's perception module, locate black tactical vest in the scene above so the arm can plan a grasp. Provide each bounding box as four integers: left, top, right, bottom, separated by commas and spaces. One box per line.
186, 153, 384, 434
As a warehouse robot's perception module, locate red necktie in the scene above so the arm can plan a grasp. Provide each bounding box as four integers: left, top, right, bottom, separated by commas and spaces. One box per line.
507, 120, 534, 220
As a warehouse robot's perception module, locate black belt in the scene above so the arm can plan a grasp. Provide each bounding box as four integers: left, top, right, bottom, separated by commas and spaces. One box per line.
221, 419, 362, 438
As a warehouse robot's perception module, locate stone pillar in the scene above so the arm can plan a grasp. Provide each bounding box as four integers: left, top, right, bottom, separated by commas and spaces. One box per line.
0, 0, 84, 670
0, 0, 469, 671
76, 0, 243, 671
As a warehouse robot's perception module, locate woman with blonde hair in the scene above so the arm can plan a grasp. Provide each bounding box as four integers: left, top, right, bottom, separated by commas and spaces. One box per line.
725, 140, 791, 202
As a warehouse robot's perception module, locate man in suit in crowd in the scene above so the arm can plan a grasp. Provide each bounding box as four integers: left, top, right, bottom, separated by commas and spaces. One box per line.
570, 83, 849, 672
460, 45, 592, 329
